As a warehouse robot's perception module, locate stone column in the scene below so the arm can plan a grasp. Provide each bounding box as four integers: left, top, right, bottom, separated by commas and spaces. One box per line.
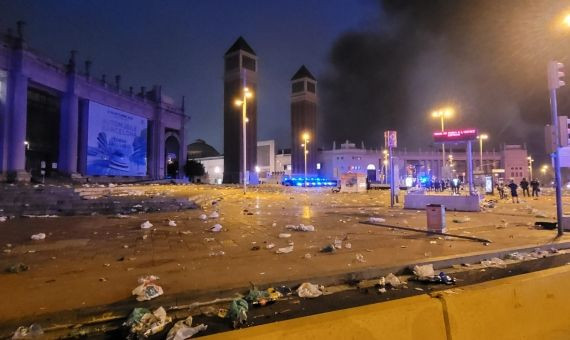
178, 119, 187, 179
149, 112, 165, 180
58, 76, 79, 176
0, 70, 8, 179
6, 72, 29, 181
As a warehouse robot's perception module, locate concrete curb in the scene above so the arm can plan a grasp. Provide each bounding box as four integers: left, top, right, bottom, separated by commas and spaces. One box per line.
2, 240, 570, 338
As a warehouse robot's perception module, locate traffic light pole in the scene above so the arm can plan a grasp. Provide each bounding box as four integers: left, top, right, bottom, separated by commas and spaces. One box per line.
549, 87, 564, 236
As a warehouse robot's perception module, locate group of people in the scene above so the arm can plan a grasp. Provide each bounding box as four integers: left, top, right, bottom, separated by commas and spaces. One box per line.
497, 178, 540, 203
424, 178, 463, 194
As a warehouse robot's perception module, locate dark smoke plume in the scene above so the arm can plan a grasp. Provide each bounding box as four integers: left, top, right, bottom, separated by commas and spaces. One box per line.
320, 0, 570, 162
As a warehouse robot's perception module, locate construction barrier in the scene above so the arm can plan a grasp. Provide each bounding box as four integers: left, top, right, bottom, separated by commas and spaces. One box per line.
202, 265, 570, 340
441, 265, 570, 340
203, 295, 446, 340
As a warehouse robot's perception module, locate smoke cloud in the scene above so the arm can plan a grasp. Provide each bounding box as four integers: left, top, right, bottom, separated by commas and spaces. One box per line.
320, 0, 570, 162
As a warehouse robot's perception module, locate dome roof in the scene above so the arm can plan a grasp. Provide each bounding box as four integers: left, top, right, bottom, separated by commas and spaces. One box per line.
187, 139, 220, 159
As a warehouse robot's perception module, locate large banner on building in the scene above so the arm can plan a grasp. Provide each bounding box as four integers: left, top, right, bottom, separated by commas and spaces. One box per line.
86, 101, 148, 176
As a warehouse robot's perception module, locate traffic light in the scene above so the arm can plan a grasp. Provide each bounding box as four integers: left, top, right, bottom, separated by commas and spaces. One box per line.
548, 61, 565, 90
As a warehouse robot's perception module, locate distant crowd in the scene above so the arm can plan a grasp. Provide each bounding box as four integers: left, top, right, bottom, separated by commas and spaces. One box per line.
422, 177, 541, 203
497, 178, 540, 203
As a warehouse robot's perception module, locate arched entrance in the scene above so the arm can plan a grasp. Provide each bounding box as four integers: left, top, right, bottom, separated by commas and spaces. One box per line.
165, 133, 180, 178
366, 164, 376, 182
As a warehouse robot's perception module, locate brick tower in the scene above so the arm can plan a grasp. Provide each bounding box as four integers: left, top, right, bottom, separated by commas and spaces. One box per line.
223, 37, 258, 184
290, 65, 317, 177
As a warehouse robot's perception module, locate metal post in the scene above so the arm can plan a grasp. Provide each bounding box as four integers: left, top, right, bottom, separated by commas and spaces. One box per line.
479, 137, 483, 170
467, 141, 474, 195
441, 116, 445, 174
389, 145, 394, 208
549, 88, 564, 236
242, 92, 247, 194
304, 138, 308, 187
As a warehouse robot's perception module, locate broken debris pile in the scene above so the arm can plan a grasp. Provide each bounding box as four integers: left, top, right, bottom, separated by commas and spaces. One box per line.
165, 316, 207, 340
12, 324, 43, 339
412, 264, 456, 285
124, 307, 172, 338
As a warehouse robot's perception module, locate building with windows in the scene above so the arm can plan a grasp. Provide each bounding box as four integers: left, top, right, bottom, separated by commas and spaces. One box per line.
316, 140, 526, 184
0, 23, 187, 182
195, 139, 289, 184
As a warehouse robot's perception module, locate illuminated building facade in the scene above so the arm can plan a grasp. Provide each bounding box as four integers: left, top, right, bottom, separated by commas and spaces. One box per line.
0, 23, 187, 182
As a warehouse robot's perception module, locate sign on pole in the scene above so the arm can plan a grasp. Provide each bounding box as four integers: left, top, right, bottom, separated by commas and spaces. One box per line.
384, 130, 398, 207
433, 129, 478, 143
384, 130, 397, 148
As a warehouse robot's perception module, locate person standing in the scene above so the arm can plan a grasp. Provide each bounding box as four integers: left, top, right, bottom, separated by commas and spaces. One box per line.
520, 178, 530, 197
530, 178, 540, 198
508, 179, 519, 203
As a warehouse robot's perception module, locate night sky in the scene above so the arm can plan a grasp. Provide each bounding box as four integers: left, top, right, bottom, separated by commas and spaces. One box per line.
0, 0, 376, 153
2, 0, 570, 165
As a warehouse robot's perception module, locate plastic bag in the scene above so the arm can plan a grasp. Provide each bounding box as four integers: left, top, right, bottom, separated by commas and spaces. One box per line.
166, 316, 207, 340
297, 282, 323, 298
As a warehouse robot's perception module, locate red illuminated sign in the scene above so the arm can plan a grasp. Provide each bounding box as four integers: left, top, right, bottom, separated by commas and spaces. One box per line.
433, 129, 478, 143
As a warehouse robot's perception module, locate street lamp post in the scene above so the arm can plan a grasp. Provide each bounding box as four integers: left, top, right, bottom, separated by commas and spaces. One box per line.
302, 132, 310, 187
477, 134, 488, 171
432, 107, 453, 175
527, 156, 534, 180
234, 87, 253, 194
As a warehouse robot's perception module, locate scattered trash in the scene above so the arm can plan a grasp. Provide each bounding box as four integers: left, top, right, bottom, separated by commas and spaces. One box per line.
278, 233, 291, 238
320, 244, 335, 253
210, 224, 222, 232
30, 233, 46, 241
345, 242, 352, 249
124, 307, 172, 338
228, 298, 248, 328
166, 316, 207, 340
369, 217, 386, 223
285, 224, 315, 232
297, 282, 323, 298
414, 287, 424, 291
209, 250, 225, 257
11, 323, 43, 339
209, 211, 220, 219
304, 253, 312, 259
168, 220, 177, 227
276, 245, 294, 254
0, 216, 7, 222
452, 217, 471, 223
480, 257, 507, 269
385, 273, 402, 288
251, 245, 260, 251
378, 287, 387, 294
245, 285, 283, 306
140, 221, 153, 229
132, 275, 164, 301
266, 243, 275, 249
429, 240, 437, 244
413, 264, 435, 279
199, 214, 207, 220
6, 263, 29, 274
334, 238, 342, 249
355, 253, 366, 263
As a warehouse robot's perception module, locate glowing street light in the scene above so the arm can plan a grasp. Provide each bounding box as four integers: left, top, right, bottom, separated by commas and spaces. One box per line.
431, 107, 454, 170
235, 87, 253, 194
564, 13, 570, 28
301, 132, 310, 187
477, 134, 488, 171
